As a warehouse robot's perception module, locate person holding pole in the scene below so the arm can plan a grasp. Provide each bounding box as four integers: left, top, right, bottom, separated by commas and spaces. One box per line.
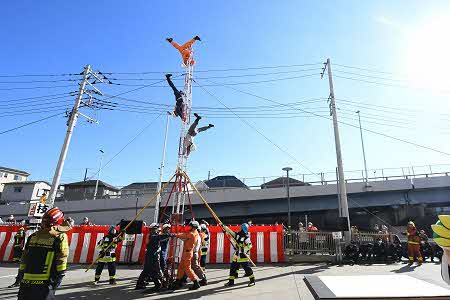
94, 226, 124, 285
222, 223, 256, 287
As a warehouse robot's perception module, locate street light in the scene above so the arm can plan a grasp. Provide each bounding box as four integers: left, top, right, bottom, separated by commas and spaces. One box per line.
282, 167, 293, 231
93, 149, 104, 200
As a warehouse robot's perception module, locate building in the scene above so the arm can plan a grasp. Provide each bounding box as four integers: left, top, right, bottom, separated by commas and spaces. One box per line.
0, 166, 30, 195
121, 182, 175, 196
261, 177, 310, 189
200, 175, 249, 190
62, 180, 120, 201
1, 181, 50, 203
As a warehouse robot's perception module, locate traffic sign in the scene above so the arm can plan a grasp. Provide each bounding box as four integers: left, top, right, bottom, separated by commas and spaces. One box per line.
332, 231, 343, 240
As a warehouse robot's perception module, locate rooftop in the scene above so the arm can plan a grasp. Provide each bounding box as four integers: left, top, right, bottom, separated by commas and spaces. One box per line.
261, 177, 310, 189
0, 167, 30, 176
204, 175, 248, 189
3, 180, 50, 186
121, 182, 174, 190
63, 180, 120, 191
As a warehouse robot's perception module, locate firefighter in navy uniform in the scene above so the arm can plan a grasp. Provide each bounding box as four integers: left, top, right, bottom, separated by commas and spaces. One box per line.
135, 223, 174, 291
94, 226, 124, 285
17, 207, 71, 300
222, 223, 255, 287
13, 227, 26, 262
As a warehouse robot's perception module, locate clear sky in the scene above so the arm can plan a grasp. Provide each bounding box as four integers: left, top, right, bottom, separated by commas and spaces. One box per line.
2, 1, 450, 187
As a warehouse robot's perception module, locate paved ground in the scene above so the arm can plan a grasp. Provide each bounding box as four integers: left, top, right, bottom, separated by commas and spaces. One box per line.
0, 262, 449, 300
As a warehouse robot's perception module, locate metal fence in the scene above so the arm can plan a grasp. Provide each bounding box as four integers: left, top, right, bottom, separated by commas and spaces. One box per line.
285, 231, 338, 255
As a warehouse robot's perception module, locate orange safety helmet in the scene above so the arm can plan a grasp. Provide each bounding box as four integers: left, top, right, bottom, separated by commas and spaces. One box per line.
42, 207, 64, 227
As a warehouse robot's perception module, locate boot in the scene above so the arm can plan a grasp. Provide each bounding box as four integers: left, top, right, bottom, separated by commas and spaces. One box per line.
224, 280, 234, 287
166, 38, 173, 43
8, 281, 20, 288
109, 278, 117, 285
169, 279, 182, 290
189, 280, 200, 290
248, 276, 256, 287
194, 36, 201, 41
165, 73, 172, 79
208, 124, 214, 128
199, 277, 208, 286
194, 113, 201, 120
93, 280, 100, 286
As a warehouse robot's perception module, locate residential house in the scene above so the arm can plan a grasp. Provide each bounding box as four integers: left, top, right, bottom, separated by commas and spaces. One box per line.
198, 175, 249, 190
260, 177, 310, 189
0, 166, 30, 195
1, 181, 50, 203
121, 182, 175, 196
62, 180, 119, 201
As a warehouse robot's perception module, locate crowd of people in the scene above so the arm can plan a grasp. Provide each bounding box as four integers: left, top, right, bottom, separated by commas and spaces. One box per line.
343, 221, 442, 265
5, 207, 256, 299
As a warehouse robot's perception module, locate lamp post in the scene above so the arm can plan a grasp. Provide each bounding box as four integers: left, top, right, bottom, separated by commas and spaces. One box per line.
93, 149, 104, 200
282, 167, 293, 231
356, 110, 369, 185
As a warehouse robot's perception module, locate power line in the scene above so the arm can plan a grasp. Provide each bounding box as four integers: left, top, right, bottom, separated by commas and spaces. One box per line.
104, 62, 323, 75
86, 113, 163, 180
0, 84, 76, 91
204, 79, 450, 157
333, 63, 402, 76
193, 79, 322, 178
0, 73, 80, 78
0, 113, 63, 135
0, 92, 75, 104
0, 97, 73, 109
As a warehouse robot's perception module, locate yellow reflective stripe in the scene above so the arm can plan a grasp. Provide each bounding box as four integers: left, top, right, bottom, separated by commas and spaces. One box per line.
24, 251, 54, 281
56, 263, 67, 272
19, 264, 25, 271
408, 241, 419, 245
229, 276, 235, 280
249, 274, 255, 279
237, 257, 249, 263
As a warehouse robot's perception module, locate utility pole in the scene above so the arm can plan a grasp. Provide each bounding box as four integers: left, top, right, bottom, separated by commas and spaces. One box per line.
154, 112, 171, 223
356, 111, 369, 185
47, 65, 91, 206
93, 149, 104, 200
83, 168, 89, 200
322, 58, 351, 243
282, 167, 293, 231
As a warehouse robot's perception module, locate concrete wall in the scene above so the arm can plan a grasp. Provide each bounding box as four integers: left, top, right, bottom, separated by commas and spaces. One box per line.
63, 186, 119, 201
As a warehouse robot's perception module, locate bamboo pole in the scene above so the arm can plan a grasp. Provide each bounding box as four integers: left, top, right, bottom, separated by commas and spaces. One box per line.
182, 171, 256, 267
85, 172, 177, 272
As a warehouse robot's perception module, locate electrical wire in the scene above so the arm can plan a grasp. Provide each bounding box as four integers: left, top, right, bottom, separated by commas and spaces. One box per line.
0, 113, 63, 135
0, 92, 76, 104
203, 79, 450, 156
85, 113, 163, 180
193, 79, 322, 178
0, 84, 76, 91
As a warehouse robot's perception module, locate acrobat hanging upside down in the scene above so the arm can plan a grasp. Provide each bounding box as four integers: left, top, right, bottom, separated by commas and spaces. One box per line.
166, 36, 201, 67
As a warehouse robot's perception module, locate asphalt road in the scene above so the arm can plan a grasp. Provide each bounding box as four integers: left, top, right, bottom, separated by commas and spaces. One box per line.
0, 262, 449, 300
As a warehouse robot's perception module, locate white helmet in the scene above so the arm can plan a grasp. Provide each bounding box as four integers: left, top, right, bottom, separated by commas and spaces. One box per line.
190, 220, 200, 229
200, 224, 207, 231
149, 223, 159, 229
162, 223, 172, 229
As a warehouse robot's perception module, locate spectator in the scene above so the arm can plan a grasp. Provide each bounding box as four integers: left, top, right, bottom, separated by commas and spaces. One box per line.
6, 215, 16, 223
274, 221, 279, 225
248, 220, 253, 226
299, 222, 305, 232
373, 224, 379, 232
307, 222, 318, 232
80, 217, 93, 226
66, 217, 75, 227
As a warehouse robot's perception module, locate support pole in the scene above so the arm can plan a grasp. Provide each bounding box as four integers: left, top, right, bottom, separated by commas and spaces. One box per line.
93, 149, 104, 200
356, 111, 369, 185
154, 112, 171, 223
48, 64, 91, 206
182, 171, 256, 267
85, 172, 176, 272
325, 58, 351, 243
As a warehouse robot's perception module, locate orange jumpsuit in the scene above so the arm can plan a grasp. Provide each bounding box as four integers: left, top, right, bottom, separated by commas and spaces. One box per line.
175, 230, 199, 281
198, 231, 206, 262
170, 38, 198, 66
407, 226, 423, 264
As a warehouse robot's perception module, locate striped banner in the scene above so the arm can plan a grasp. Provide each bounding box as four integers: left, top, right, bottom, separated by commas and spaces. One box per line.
0, 225, 284, 264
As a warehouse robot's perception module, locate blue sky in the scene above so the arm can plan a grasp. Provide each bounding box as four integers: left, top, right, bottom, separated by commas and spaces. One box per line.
2, 1, 450, 187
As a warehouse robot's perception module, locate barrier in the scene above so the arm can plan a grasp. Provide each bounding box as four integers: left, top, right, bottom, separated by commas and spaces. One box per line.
0, 225, 284, 264
285, 231, 337, 255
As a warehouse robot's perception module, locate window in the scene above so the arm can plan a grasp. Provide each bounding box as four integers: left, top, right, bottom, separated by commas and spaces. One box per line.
14, 187, 23, 193
3, 173, 7, 178
14, 175, 21, 181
